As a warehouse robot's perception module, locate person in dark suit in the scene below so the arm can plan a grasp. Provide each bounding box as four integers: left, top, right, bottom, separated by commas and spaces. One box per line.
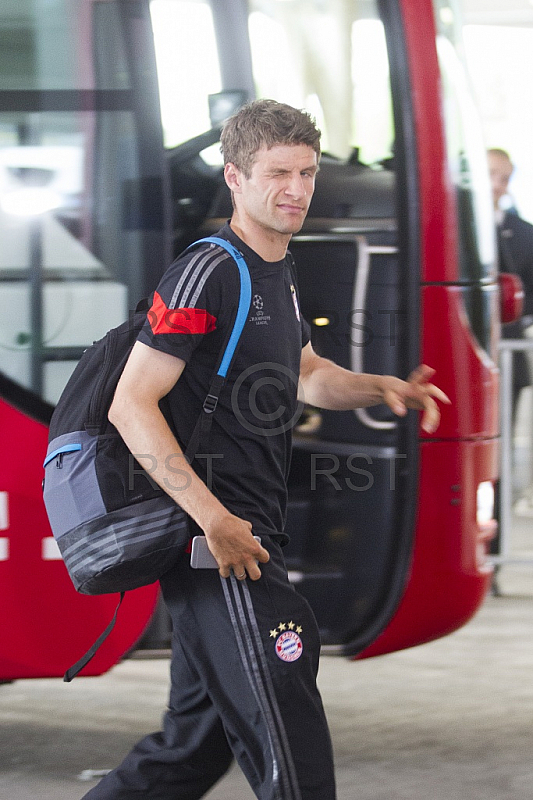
488, 148, 533, 421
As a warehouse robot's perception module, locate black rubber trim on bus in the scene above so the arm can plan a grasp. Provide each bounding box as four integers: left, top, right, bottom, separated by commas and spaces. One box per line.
340, 0, 423, 659
0, 371, 54, 425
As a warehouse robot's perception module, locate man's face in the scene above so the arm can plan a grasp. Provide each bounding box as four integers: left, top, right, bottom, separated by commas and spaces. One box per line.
226, 143, 318, 237
488, 152, 513, 210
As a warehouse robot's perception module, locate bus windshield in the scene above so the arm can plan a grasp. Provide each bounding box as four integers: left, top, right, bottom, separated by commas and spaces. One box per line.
151, 0, 395, 167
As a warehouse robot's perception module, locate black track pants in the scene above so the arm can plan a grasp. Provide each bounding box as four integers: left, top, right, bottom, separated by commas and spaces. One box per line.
81, 537, 336, 799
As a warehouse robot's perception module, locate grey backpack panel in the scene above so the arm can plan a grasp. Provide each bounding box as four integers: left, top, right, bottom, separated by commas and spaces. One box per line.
43, 431, 106, 539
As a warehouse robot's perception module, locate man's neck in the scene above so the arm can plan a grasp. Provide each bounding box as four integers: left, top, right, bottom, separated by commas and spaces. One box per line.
229, 216, 291, 262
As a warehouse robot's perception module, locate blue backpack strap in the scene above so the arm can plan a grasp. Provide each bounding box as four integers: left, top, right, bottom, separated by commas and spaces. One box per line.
188, 236, 252, 378
182, 237, 252, 461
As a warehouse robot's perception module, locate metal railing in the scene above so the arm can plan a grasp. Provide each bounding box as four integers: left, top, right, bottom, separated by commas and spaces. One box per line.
493, 337, 533, 567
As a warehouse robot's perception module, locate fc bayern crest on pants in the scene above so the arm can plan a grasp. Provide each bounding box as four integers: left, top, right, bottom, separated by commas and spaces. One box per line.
275, 630, 303, 662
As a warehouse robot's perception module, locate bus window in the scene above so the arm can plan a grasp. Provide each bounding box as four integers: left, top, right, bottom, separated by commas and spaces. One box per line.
432, 0, 497, 357
0, 1, 165, 405
150, 0, 222, 150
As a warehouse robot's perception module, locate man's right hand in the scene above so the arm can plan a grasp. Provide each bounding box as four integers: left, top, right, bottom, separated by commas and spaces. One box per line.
204, 513, 270, 580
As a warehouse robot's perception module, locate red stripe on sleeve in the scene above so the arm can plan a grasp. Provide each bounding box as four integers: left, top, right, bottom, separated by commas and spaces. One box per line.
147, 291, 217, 335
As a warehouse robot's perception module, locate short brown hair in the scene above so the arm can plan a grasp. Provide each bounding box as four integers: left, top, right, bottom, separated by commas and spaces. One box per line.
220, 99, 321, 178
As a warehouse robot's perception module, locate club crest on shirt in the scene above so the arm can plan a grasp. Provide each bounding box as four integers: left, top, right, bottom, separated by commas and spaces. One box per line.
290, 284, 301, 321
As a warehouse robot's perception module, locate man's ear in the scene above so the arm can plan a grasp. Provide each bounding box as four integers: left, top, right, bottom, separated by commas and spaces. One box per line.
224, 162, 242, 194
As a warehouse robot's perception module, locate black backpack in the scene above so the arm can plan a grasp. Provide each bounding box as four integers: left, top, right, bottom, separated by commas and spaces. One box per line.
42, 237, 251, 679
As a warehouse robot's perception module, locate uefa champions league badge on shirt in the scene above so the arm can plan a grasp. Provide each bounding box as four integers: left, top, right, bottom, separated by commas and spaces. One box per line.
290, 284, 301, 322
270, 621, 303, 662
251, 294, 271, 326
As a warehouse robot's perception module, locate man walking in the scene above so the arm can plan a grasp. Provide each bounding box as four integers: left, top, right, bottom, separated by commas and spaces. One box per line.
83, 99, 448, 800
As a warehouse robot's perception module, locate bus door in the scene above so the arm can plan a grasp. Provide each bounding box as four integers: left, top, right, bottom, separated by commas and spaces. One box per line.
198, 0, 421, 654
201, 0, 501, 656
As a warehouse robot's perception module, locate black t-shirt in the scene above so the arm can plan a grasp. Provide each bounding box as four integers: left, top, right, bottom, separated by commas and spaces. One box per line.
138, 223, 311, 541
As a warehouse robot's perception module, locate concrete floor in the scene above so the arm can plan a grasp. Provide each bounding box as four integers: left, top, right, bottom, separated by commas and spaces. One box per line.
1, 561, 532, 800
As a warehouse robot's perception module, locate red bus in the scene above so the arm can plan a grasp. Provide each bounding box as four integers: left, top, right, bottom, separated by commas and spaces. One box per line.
0, 0, 521, 679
